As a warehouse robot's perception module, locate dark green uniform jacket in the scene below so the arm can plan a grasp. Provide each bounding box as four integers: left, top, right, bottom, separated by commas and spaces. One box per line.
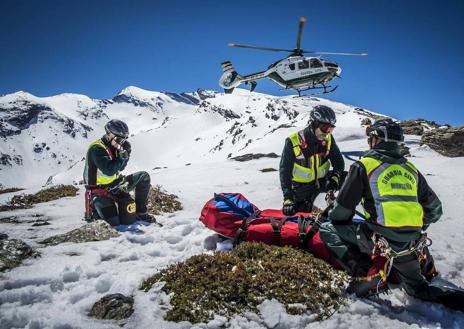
83, 136, 128, 187
279, 126, 345, 200
329, 142, 443, 242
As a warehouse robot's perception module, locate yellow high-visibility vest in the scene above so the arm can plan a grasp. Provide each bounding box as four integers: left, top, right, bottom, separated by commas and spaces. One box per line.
85, 140, 120, 186
360, 157, 423, 228
289, 131, 332, 183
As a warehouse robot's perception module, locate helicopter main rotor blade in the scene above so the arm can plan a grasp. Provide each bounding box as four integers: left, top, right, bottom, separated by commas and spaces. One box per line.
227, 43, 293, 53
302, 50, 368, 56
296, 16, 306, 51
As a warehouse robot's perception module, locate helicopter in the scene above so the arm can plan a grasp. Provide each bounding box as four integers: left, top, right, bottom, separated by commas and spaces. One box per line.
219, 17, 367, 96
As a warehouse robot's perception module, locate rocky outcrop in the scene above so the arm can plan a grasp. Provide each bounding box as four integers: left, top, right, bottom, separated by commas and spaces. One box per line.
164, 92, 201, 105
0, 153, 23, 167
39, 221, 120, 246
88, 293, 134, 320
265, 100, 298, 121
112, 93, 161, 109
360, 118, 372, 126
231, 153, 279, 162
421, 126, 464, 157
0, 100, 92, 139
196, 101, 241, 120
400, 119, 442, 136
0, 233, 38, 271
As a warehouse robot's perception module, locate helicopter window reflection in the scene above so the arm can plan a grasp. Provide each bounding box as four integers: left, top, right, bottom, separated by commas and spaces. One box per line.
310, 59, 323, 68
289, 63, 295, 70
298, 60, 309, 69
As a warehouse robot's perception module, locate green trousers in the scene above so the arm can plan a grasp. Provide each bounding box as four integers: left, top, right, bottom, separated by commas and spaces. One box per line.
93, 171, 151, 226
319, 221, 462, 305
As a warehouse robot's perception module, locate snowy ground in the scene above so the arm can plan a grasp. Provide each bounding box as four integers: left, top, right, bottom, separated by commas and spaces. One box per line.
1, 88, 463, 328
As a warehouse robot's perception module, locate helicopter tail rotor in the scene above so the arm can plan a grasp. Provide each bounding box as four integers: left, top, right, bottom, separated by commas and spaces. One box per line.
219, 61, 246, 94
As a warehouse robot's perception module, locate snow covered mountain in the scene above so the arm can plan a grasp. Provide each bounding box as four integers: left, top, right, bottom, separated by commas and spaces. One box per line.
0, 86, 375, 188
1, 87, 464, 328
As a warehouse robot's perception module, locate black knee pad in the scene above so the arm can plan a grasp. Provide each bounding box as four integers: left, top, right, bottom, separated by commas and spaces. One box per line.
94, 203, 118, 220
141, 171, 150, 183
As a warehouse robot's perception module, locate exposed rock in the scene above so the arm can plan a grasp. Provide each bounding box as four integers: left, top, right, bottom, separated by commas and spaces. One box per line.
112, 93, 160, 109
0, 99, 93, 139
0, 153, 23, 167
264, 123, 295, 137
265, 100, 299, 121
401, 121, 424, 135
360, 118, 372, 126
353, 107, 385, 120
89, 293, 134, 320
0, 215, 20, 224
196, 101, 241, 120
39, 221, 119, 246
164, 92, 200, 105
421, 126, 464, 157
31, 219, 50, 227
195, 88, 217, 100
260, 168, 278, 172
401, 119, 443, 136
231, 153, 279, 162
0, 233, 38, 271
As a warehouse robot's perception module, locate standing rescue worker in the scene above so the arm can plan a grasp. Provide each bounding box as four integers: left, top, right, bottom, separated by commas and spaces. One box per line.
280, 105, 345, 215
83, 119, 156, 226
318, 119, 463, 310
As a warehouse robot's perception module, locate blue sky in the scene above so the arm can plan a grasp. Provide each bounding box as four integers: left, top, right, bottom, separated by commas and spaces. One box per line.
1, 0, 463, 125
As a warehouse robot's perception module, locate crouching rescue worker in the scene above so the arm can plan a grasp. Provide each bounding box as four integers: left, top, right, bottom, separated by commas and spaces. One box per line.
280, 105, 345, 215
83, 119, 156, 226
319, 119, 463, 310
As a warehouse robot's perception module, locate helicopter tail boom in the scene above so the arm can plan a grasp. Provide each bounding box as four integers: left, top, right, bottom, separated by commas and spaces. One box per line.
219, 61, 264, 93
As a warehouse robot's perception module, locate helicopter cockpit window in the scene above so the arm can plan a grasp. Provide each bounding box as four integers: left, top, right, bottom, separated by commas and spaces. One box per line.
310, 58, 323, 68
298, 60, 309, 69
289, 63, 295, 70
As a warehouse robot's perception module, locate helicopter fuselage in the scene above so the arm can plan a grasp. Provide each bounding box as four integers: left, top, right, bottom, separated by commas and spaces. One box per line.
258, 56, 341, 90
219, 55, 342, 93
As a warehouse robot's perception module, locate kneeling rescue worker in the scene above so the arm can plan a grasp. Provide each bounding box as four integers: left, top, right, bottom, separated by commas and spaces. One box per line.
280, 105, 345, 215
319, 118, 463, 310
83, 119, 156, 226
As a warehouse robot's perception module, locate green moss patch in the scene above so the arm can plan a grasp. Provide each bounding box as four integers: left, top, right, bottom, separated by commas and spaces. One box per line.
0, 185, 79, 212
146, 185, 183, 215
141, 242, 348, 324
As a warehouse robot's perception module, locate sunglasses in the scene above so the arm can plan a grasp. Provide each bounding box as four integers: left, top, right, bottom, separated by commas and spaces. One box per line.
113, 136, 127, 145
318, 123, 335, 133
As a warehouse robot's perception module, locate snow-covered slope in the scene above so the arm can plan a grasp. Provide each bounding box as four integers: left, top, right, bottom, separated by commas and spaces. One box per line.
0, 87, 372, 188
1, 87, 463, 328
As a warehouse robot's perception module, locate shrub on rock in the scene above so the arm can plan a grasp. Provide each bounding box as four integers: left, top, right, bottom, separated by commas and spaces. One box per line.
141, 242, 348, 324
146, 185, 183, 215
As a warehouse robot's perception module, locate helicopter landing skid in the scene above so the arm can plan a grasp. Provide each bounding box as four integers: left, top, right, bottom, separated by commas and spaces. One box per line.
296, 85, 338, 97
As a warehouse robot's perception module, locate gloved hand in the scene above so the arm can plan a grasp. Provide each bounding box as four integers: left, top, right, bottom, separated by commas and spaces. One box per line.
121, 140, 131, 156
117, 141, 131, 160
282, 199, 296, 216
118, 148, 130, 160
326, 173, 340, 191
